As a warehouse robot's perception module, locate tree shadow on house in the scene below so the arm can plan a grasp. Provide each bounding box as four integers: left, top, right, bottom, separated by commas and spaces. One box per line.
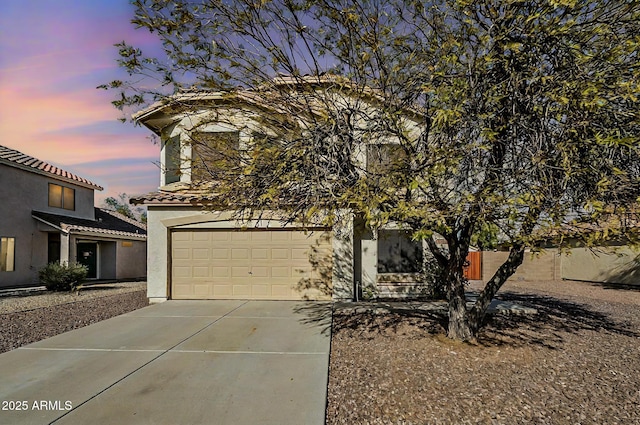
293, 230, 351, 335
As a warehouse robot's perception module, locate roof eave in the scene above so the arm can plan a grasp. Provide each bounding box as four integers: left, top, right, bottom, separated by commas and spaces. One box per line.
32, 215, 69, 233
67, 228, 147, 240
1, 160, 103, 191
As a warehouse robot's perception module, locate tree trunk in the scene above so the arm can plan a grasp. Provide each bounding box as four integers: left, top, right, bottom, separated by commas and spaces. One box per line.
446, 268, 475, 342
468, 246, 525, 334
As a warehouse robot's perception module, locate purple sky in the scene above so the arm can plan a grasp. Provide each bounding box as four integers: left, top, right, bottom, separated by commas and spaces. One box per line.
0, 0, 162, 205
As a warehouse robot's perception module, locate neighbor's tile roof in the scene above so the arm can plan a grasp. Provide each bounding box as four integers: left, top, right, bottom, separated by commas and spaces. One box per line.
32, 208, 146, 239
0, 144, 103, 190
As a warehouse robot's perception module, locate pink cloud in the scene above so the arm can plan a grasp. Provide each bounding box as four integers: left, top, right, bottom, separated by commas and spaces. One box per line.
0, 0, 166, 205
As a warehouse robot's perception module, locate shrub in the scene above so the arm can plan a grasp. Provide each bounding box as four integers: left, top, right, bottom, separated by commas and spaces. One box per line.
39, 262, 88, 292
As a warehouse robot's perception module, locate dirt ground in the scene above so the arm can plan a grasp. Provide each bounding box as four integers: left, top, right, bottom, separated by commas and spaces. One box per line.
326, 279, 640, 425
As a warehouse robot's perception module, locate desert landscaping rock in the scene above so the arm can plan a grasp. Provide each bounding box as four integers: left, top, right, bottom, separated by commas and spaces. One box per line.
0, 282, 148, 354
327, 280, 640, 424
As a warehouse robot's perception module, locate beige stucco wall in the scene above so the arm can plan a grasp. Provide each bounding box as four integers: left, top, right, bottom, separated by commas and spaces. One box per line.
562, 246, 640, 285
145, 206, 353, 302
482, 249, 562, 283
116, 240, 147, 280
482, 246, 640, 286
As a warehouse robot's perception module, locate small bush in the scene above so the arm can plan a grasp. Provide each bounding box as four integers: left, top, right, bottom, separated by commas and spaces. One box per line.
39, 262, 88, 292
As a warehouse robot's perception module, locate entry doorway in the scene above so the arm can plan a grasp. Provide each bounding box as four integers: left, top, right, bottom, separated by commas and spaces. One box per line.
47, 233, 61, 264
77, 242, 98, 279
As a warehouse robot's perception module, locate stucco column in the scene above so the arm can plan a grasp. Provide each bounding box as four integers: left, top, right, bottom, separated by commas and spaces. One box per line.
332, 210, 355, 301
60, 232, 70, 263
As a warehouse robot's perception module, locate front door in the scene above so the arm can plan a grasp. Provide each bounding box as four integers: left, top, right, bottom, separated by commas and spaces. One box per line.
77, 242, 98, 279
47, 233, 61, 264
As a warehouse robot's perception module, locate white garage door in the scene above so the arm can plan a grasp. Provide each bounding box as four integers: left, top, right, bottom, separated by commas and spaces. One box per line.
171, 229, 332, 300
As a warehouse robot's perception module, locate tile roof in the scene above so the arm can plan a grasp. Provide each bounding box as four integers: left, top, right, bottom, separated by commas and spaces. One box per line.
130, 189, 218, 205
32, 208, 147, 239
0, 144, 103, 190
130, 182, 219, 205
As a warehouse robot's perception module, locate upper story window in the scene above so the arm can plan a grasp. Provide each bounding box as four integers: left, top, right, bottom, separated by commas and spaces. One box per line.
366, 143, 408, 174
164, 135, 181, 185
48, 183, 75, 210
0, 237, 15, 272
190, 131, 240, 182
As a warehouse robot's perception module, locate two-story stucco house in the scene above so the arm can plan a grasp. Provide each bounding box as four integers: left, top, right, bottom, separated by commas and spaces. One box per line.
0, 145, 147, 289
130, 77, 440, 303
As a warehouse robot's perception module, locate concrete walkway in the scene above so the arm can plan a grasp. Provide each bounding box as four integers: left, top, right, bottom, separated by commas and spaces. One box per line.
0, 300, 332, 425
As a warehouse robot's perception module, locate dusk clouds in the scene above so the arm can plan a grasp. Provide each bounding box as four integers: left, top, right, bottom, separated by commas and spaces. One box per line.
0, 0, 161, 204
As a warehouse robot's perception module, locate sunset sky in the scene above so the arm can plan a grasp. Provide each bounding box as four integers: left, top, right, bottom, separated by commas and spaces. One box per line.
0, 0, 163, 205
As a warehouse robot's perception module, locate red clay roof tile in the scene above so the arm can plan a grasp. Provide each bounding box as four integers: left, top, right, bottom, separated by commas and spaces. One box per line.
0, 144, 103, 190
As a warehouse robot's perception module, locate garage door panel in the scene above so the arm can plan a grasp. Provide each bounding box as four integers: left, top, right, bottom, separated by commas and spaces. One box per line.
231, 248, 249, 259
192, 249, 210, 260
251, 267, 269, 278
231, 232, 250, 242
291, 248, 310, 260
193, 284, 211, 297
271, 249, 289, 260
211, 266, 229, 277
173, 232, 191, 242
231, 266, 250, 277
212, 284, 232, 297
192, 267, 210, 278
270, 232, 290, 241
172, 229, 332, 300
173, 248, 191, 260
192, 232, 211, 241
271, 284, 294, 297
271, 267, 290, 278
210, 232, 230, 241
252, 284, 269, 297
233, 285, 251, 297
173, 283, 193, 298
290, 232, 315, 241
251, 248, 269, 259
188, 239, 213, 248
210, 248, 229, 259
249, 232, 271, 242
173, 266, 192, 278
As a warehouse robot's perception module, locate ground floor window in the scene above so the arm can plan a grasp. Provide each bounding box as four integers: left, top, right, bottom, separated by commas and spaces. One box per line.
377, 230, 423, 273
0, 237, 15, 272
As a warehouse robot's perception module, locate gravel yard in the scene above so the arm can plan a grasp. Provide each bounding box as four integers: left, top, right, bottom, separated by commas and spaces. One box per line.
327, 280, 640, 425
0, 282, 148, 354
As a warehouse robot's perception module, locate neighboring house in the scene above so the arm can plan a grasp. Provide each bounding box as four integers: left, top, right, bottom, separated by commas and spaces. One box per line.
0, 145, 147, 289
131, 78, 438, 303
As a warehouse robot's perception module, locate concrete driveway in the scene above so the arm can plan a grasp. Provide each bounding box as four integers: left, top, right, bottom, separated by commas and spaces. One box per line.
0, 300, 332, 425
